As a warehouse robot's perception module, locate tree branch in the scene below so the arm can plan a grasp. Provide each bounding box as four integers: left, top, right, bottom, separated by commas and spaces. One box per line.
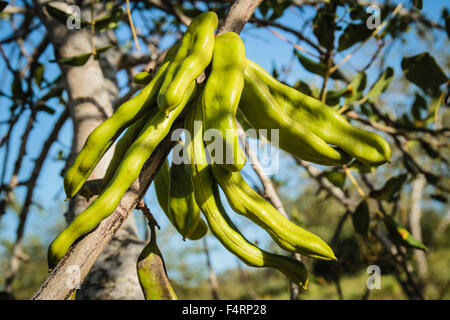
32, 122, 180, 300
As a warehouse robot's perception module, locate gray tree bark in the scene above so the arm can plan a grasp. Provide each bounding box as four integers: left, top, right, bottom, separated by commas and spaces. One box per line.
409, 174, 428, 279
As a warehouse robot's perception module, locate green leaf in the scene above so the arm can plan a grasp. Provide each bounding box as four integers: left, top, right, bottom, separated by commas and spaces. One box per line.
366, 67, 394, 101
345, 72, 367, 103
11, 71, 22, 99
293, 80, 313, 97
259, 2, 269, 17
41, 86, 64, 101
37, 105, 55, 114
379, 14, 410, 39
360, 103, 377, 121
352, 200, 370, 237
268, 0, 291, 20
430, 194, 447, 203
401, 52, 448, 94
45, 3, 70, 25
325, 87, 350, 106
33, 64, 45, 87
312, 4, 337, 48
446, 15, 450, 40
271, 62, 280, 79
51, 53, 92, 66
324, 170, 346, 188
93, 45, 115, 60
294, 50, 345, 81
424, 172, 440, 185
57, 150, 65, 161
383, 215, 428, 251
349, 5, 370, 21
95, 8, 124, 31
46, 4, 122, 31
45, 3, 89, 27
369, 174, 408, 201
0, 1, 8, 13
412, 0, 422, 10
338, 23, 372, 52
411, 93, 427, 121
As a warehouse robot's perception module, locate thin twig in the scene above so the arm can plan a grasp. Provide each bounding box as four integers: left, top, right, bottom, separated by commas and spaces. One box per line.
126, 0, 140, 51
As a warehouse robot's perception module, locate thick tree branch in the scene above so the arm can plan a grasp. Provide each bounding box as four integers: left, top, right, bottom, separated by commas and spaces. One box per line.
32, 123, 179, 300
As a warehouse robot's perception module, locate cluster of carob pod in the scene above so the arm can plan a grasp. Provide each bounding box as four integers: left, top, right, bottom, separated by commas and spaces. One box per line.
48, 11, 391, 299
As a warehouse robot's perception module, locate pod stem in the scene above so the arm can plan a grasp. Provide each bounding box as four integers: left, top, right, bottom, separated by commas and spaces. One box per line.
137, 199, 160, 233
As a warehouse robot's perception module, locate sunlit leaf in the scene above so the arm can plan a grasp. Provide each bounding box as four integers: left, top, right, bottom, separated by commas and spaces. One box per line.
345, 72, 367, 103
383, 215, 428, 251
133, 71, 152, 85
51, 53, 92, 66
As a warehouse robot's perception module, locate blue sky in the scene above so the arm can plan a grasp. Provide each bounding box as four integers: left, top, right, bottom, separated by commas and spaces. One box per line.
0, 0, 449, 279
